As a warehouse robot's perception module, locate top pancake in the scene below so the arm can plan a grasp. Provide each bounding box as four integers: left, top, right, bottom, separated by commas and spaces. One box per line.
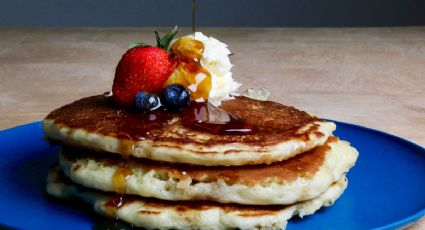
43, 95, 335, 166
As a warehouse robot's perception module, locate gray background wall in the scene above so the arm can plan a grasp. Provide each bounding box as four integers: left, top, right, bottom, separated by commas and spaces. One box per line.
1, 0, 425, 27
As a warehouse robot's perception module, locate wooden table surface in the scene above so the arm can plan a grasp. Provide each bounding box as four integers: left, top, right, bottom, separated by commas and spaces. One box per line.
0, 28, 424, 228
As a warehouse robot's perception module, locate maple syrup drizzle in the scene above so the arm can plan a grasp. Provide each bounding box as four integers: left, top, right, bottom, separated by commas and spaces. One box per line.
181, 102, 256, 135
105, 195, 125, 216
108, 155, 131, 215
166, 37, 212, 101
104, 33, 256, 213
192, 0, 197, 35
112, 165, 132, 194
116, 110, 171, 140
106, 121, 133, 214
105, 109, 174, 214
104, 104, 255, 214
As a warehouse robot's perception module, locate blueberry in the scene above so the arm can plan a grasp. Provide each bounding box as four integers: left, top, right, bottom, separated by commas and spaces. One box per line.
162, 84, 191, 110
134, 92, 161, 111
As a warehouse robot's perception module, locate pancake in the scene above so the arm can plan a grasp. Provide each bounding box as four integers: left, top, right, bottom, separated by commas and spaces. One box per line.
43, 95, 336, 166
47, 166, 348, 230
59, 137, 357, 205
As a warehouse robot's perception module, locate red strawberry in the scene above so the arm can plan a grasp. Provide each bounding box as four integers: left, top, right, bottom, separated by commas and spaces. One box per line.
113, 47, 175, 107
112, 27, 178, 107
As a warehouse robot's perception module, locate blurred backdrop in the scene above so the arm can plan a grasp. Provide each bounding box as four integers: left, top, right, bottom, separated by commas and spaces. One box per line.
1, 0, 425, 27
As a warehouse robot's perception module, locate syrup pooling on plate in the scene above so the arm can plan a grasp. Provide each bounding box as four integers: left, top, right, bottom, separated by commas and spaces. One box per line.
165, 37, 212, 101
181, 102, 257, 135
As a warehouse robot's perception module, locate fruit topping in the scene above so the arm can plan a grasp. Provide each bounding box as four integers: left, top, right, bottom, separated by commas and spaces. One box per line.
112, 27, 178, 107
162, 84, 191, 110
111, 27, 239, 110
134, 92, 161, 111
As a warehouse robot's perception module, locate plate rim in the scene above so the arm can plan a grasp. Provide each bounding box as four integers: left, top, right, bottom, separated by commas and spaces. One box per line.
329, 120, 425, 230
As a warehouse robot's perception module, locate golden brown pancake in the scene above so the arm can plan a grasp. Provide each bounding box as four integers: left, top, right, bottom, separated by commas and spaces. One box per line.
43, 95, 336, 166
59, 137, 358, 205
65, 138, 332, 185
47, 166, 348, 229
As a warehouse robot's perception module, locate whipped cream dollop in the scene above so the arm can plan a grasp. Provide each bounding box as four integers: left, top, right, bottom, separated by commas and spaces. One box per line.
185, 32, 241, 106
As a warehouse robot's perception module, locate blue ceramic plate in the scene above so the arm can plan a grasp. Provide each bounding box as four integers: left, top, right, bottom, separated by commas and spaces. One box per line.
0, 121, 424, 229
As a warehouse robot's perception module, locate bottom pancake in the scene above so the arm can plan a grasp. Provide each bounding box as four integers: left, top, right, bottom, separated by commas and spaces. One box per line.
47, 166, 348, 230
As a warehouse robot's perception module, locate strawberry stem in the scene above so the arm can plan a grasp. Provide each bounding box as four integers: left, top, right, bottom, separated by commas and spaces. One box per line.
128, 26, 178, 51
155, 26, 179, 51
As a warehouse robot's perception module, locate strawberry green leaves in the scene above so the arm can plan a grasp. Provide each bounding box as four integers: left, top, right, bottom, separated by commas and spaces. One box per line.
128, 26, 178, 51
155, 26, 179, 51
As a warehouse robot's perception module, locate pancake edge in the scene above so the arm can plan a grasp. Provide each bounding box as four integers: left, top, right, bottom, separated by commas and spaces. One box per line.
46, 167, 348, 230
43, 119, 336, 166
59, 138, 358, 205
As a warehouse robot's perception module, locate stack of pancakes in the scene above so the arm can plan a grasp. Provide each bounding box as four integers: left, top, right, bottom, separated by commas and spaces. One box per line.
43, 95, 358, 229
